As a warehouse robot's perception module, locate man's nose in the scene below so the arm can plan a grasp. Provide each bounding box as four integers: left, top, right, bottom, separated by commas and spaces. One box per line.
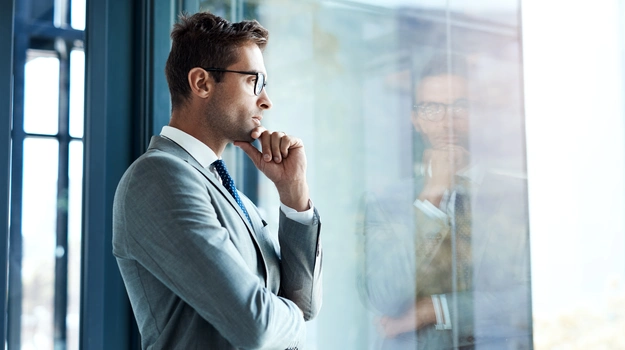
259, 89, 272, 110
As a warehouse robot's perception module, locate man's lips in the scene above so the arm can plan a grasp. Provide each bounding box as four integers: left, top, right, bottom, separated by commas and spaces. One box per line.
252, 115, 263, 126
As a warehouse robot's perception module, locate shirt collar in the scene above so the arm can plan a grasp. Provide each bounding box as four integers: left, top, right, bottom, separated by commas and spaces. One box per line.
160, 126, 218, 168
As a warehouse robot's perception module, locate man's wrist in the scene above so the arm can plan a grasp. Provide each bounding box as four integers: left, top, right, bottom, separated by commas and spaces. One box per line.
277, 180, 310, 211
416, 297, 437, 329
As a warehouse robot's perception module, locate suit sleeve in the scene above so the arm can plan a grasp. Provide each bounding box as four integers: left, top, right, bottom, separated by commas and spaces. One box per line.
114, 155, 305, 350
277, 208, 323, 321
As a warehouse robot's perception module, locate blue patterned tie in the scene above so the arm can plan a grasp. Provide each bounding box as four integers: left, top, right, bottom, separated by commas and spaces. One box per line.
212, 160, 252, 224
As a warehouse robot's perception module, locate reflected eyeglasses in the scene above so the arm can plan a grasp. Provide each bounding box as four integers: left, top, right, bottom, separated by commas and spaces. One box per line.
413, 100, 469, 122
203, 68, 267, 96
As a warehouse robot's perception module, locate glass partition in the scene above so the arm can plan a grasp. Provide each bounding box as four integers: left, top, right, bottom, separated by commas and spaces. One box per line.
187, 1, 532, 348
182, 0, 625, 348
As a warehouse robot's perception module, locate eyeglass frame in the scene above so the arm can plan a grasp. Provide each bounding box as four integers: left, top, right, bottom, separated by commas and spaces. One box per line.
412, 99, 469, 122
202, 68, 267, 96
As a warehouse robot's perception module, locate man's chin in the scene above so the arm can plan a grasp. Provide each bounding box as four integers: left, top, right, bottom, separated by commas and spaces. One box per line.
234, 134, 256, 143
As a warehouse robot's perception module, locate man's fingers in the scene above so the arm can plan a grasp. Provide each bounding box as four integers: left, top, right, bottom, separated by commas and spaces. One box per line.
271, 132, 285, 163
280, 136, 291, 158
234, 141, 262, 167
259, 131, 272, 162
253, 130, 304, 164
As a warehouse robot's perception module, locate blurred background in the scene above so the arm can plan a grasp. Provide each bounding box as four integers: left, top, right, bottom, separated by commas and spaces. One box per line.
0, 0, 624, 349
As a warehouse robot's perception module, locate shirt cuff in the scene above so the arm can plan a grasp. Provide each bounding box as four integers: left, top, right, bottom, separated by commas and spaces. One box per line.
431, 294, 452, 330
413, 198, 447, 220
280, 199, 314, 225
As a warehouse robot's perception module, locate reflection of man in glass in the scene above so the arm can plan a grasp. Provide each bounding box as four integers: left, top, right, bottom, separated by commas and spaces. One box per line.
360, 54, 532, 349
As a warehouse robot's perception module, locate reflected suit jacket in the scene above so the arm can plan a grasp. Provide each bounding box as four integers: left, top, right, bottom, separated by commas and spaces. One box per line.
112, 136, 323, 349
360, 171, 532, 350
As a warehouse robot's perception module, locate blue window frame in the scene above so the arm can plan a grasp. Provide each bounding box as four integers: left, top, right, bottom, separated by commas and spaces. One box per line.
0, 0, 15, 344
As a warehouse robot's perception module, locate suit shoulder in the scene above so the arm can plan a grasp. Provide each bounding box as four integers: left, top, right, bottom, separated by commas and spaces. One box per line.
114, 149, 209, 211
122, 149, 202, 185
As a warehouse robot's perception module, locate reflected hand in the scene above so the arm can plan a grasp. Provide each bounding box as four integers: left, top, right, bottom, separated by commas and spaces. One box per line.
419, 145, 470, 206
378, 298, 436, 338
235, 127, 310, 211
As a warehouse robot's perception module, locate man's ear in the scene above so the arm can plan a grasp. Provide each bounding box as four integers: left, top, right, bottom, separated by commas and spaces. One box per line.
188, 67, 213, 99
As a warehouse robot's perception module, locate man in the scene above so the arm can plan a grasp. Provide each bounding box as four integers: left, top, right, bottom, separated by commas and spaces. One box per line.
360, 54, 532, 349
112, 12, 322, 349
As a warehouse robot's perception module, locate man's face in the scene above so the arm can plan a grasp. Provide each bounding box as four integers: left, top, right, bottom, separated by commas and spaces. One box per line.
205, 43, 272, 143
412, 74, 469, 149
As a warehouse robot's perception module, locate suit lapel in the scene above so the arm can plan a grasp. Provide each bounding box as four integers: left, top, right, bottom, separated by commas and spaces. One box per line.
147, 136, 269, 285
192, 163, 255, 230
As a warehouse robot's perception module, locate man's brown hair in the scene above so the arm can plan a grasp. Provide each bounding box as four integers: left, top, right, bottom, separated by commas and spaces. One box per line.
165, 12, 269, 110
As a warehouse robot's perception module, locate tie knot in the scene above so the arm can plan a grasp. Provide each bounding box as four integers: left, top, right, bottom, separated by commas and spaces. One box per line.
212, 159, 228, 174
212, 159, 235, 187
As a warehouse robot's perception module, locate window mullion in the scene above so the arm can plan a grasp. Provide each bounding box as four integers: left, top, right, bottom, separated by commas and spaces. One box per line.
54, 39, 71, 349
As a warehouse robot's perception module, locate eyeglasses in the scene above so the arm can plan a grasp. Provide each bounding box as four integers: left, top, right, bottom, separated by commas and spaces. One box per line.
413, 100, 469, 122
203, 68, 267, 96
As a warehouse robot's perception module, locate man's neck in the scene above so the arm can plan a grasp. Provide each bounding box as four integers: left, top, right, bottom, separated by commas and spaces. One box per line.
169, 111, 227, 157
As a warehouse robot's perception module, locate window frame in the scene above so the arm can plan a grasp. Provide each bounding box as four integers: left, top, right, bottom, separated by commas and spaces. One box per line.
0, 0, 15, 344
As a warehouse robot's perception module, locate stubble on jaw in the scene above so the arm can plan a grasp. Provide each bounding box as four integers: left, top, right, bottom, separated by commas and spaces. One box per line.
201, 101, 257, 144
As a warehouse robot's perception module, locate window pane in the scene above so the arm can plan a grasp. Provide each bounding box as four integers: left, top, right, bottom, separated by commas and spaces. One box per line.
179, 0, 625, 349
69, 50, 84, 138
449, 0, 519, 26
234, 1, 532, 349
66, 140, 83, 350
198, 0, 234, 20
71, 0, 86, 30
20, 137, 59, 349
23, 51, 59, 135
523, 1, 625, 348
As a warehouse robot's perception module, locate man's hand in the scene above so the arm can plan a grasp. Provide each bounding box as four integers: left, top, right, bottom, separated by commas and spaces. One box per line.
418, 145, 470, 207
234, 128, 310, 211
378, 297, 437, 338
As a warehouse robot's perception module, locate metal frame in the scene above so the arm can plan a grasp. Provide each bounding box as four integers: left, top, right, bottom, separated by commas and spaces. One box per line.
137, 0, 174, 152
81, 0, 160, 348
7, 0, 28, 346
0, 0, 15, 347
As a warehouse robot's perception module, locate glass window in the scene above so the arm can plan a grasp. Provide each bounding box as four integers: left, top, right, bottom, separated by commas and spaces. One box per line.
71, 0, 86, 30
20, 137, 59, 349
180, 0, 625, 348
69, 49, 84, 138
178, 1, 534, 348
66, 140, 83, 350
523, 1, 625, 348
23, 51, 60, 136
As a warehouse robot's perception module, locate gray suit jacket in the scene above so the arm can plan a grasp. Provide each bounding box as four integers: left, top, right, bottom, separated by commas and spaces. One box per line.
113, 136, 322, 349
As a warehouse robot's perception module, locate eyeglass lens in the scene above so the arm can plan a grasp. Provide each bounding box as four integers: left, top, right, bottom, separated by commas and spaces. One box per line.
255, 73, 265, 96
417, 102, 468, 121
